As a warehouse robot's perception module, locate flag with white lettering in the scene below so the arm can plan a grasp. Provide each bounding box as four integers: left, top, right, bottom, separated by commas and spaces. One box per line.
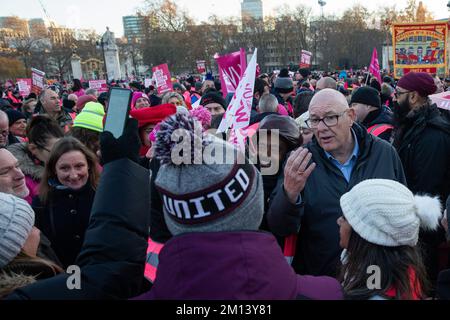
215, 50, 246, 97
218, 49, 258, 151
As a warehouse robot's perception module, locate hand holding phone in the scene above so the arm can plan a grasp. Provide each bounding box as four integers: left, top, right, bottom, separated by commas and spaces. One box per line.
100, 118, 140, 165
104, 88, 132, 138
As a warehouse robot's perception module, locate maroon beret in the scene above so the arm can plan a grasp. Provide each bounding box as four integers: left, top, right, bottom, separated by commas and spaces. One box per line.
397, 72, 437, 97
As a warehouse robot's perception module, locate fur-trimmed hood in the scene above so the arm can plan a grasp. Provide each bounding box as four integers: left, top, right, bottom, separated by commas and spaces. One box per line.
7, 143, 44, 180
0, 272, 36, 299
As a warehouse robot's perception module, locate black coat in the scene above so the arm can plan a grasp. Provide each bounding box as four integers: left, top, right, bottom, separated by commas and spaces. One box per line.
7, 159, 151, 300
361, 106, 394, 142
33, 184, 95, 268
139, 157, 171, 244
267, 123, 406, 277
395, 103, 450, 203
394, 103, 450, 284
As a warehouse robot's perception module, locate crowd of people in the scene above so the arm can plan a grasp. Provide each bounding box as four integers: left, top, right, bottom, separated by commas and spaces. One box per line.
0, 67, 450, 300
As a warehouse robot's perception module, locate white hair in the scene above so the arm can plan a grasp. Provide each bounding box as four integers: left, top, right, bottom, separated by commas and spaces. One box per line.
258, 93, 278, 113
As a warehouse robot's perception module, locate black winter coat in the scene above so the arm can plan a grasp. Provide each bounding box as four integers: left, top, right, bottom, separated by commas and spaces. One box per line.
33, 183, 95, 268
267, 123, 407, 277
7, 159, 151, 300
395, 103, 450, 203
361, 106, 394, 142
139, 157, 172, 244
394, 103, 450, 284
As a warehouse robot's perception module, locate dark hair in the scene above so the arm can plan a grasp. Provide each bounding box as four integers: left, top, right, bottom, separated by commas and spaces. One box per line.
254, 78, 267, 97
72, 79, 82, 92
39, 137, 100, 204
293, 91, 314, 118
69, 127, 101, 156
301, 81, 310, 89
279, 68, 290, 77
340, 232, 429, 300
27, 115, 64, 148
130, 81, 141, 90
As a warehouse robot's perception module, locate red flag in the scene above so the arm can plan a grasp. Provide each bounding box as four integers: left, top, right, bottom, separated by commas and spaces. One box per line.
369, 48, 382, 84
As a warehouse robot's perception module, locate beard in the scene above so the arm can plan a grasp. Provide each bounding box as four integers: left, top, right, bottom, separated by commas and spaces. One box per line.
392, 100, 412, 126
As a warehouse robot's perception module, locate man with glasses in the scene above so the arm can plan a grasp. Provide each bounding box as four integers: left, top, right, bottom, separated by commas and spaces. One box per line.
266, 88, 406, 278
393, 72, 450, 288
0, 148, 62, 268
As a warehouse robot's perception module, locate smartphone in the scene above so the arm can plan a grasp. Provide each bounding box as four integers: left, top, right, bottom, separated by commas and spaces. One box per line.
104, 88, 132, 138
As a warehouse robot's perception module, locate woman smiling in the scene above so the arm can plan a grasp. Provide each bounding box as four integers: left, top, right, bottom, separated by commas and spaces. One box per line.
32, 137, 100, 268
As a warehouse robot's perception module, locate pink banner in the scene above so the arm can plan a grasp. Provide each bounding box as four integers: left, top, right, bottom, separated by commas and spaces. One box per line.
215, 51, 244, 97
152, 63, 173, 95
16, 78, 32, 97
89, 80, 108, 93
369, 48, 382, 84
31, 68, 45, 95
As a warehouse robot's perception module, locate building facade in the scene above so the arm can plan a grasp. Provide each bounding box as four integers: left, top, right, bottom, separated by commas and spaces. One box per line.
28, 18, 48, 38
123, 15, 145, 43
241, 0, 263, 21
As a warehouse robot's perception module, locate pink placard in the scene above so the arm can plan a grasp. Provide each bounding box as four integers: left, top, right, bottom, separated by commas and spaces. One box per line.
196, 60, 206, 74
300, 50, 312, 68
31, 68, 45, 95
152, 64, 173, 95
89, 80, 108, 93
16, 78, 32, 97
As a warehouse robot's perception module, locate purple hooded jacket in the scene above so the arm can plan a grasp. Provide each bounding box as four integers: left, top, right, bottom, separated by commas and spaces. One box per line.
134, 231, 343, 300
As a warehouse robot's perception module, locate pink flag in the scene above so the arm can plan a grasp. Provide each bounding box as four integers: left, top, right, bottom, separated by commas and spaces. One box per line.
215, 50, 245, 97
369, 48, 382, 84
218, 49, 258, 151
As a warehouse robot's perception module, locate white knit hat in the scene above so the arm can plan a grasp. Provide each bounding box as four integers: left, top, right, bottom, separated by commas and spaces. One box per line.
340, 179, 442, 247
0, 193, 35, 268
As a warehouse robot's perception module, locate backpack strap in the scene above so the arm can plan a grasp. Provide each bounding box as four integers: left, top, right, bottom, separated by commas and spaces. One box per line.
367, 124, 394, 137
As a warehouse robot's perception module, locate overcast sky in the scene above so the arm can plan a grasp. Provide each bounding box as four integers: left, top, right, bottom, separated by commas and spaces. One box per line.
2, 0, 449, 37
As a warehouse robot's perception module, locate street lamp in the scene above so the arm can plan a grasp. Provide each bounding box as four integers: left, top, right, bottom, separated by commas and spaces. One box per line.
318, 0, 326, 18
96, 37, 108, 80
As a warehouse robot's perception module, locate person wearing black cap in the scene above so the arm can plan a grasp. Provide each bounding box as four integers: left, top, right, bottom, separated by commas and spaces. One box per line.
5, 109, 27, 142
350, 86, 394, 142
393, 72, 450, 291
273, 68, 294, 116
200, 91, 227, 116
